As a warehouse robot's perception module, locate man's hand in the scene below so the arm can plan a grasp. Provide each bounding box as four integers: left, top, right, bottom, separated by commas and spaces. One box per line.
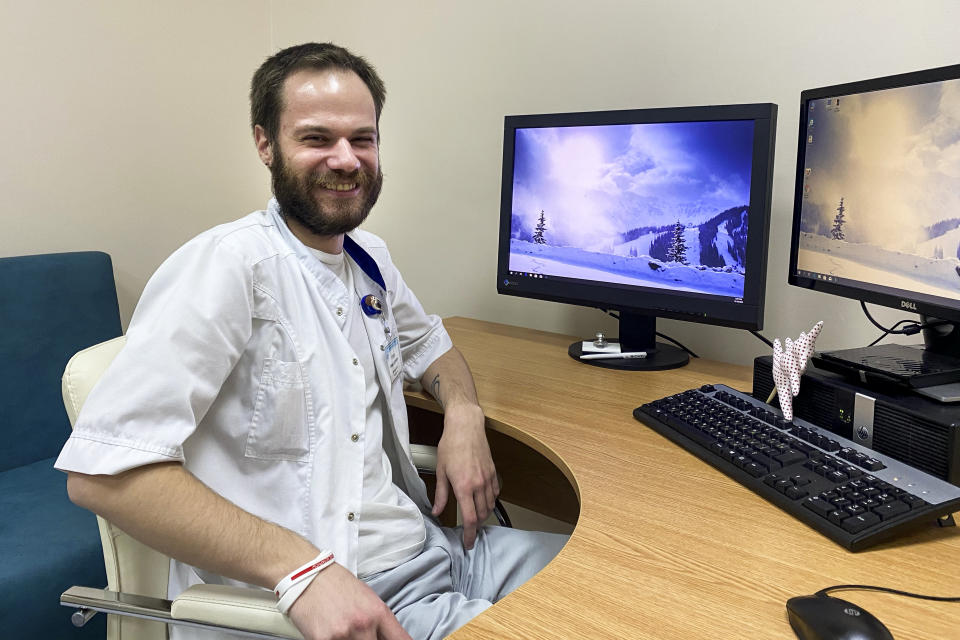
431, 402, 500, 550
287, 563, 411, 640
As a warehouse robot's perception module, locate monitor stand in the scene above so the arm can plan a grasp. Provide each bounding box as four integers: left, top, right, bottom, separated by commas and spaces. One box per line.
916, 318, 960, 402
568, 311, 689, 371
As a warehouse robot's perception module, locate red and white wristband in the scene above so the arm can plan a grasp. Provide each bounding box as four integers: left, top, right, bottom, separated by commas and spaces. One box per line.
274, 550, 335, 615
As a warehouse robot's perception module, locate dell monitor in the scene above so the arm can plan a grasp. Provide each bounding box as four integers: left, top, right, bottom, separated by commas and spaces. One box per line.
789, 64, 960, 389
497, 103, 777, 370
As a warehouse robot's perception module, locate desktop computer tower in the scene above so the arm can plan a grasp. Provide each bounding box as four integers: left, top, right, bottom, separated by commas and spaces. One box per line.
752, 355, 960, 487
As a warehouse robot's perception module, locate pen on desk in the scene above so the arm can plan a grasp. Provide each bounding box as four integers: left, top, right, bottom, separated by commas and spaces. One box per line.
580, 351, 648, 360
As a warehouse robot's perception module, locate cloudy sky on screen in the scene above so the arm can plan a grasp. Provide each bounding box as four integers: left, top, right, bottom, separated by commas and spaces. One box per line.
801, 77, 960, 251
511, 119, 755, 249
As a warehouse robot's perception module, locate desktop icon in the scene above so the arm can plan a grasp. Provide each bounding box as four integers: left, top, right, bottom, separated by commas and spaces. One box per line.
808, 135, 814, 144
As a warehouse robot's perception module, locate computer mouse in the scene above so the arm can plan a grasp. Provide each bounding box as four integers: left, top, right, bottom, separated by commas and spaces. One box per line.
786, 594, 894, 640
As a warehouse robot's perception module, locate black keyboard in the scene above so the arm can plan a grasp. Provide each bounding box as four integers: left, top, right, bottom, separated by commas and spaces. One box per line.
633, 384, 960, 551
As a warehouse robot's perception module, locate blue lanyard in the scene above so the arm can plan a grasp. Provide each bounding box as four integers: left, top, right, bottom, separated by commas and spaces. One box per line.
343, 235, 386, 317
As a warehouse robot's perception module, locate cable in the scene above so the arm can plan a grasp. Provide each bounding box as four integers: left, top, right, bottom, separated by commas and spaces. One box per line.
750, 331, 774, 348
860, 301, 953, 338
655, 332, 699, 358
599, 309, 700, 357
815, 584, 960, 603
866, 319, 917, 348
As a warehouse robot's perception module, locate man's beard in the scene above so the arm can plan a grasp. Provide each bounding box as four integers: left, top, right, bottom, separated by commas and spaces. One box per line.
271, 152, 383, 237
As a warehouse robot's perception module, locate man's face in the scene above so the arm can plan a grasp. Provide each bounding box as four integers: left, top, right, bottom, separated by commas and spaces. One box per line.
259, 69, 383, 237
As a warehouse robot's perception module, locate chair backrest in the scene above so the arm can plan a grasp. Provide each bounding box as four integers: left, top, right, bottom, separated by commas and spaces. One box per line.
0, 251, 122, 472
62, 336, 170, 640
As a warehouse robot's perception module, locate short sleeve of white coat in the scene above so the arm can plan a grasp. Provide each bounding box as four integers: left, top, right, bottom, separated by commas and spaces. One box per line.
366, 236, 453, 384
55, 235, 254, 476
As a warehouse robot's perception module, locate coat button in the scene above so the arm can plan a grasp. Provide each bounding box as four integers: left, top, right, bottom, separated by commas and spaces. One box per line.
347, 512, 355, 521
336, 307, 344, 316
352, 358, 359, 366
351, 433, 360, 442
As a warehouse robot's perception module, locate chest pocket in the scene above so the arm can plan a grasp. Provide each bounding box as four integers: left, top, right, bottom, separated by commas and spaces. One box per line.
245, 358, 312, 462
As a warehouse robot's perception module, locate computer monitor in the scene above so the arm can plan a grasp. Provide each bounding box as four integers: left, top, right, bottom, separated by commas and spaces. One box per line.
496, 103, 777, 370
788, 64, 960, 365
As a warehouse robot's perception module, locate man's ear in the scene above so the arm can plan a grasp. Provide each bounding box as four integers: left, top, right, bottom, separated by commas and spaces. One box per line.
253, 125, 274, 167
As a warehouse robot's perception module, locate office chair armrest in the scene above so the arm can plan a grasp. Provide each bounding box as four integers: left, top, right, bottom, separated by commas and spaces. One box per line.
172, 584, 302, 638
409, 443, 439, 472
61, 584, 302, 639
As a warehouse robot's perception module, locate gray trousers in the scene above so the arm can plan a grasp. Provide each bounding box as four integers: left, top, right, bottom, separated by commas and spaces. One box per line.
364, 519, 568, 640
171, 521, 567, 640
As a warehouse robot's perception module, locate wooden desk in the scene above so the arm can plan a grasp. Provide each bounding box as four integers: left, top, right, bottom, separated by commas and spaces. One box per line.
409, 317, 960, 639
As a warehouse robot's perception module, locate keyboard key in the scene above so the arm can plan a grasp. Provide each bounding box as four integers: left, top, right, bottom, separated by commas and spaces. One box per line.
813, 464, 834, 477
828, 509, 848, 525
842, 512, 881, 533
902, 495, 928, 509
764, 472, 784, 487
803, 496, 834, 518
785, 486, 809, 500
872, 501, 910, 521
775, 449, 807, 466
790, 474, 811, 487
750, 453, 781, 472
827, 470, 849, 484
820, 439, 842, 452
839, 465, 863, 479
744, 463, 767, 478
793, 441, 816, 454
838, 447, 857, 461
864, 458, 886, 471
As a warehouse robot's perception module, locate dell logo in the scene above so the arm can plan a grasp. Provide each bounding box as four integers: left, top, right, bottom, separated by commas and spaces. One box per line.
856, 426, 870, 441
900, 300, 918, 311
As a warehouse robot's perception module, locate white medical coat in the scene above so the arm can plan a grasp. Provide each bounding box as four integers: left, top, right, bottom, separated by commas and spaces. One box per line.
55, 199, 453, 593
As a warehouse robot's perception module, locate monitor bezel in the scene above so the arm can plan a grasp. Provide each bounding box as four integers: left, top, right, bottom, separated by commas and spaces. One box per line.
788, 63, 960, 325
496, 102, 777, 331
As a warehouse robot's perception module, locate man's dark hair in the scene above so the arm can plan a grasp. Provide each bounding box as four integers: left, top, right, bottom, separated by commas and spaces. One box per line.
250, 42, 386, 144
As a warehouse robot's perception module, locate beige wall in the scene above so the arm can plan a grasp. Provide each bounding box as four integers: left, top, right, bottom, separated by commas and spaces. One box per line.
4, 1, 960, 366
0, 0, 271, 321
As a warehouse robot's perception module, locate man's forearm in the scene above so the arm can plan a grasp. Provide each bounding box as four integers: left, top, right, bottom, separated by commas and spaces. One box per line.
67, 462, 318, 589
421, 346, 481, 413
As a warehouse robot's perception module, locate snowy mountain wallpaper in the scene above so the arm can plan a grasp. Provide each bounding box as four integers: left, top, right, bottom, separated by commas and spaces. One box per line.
509, 120, 756, 299
797, 77, 960, 301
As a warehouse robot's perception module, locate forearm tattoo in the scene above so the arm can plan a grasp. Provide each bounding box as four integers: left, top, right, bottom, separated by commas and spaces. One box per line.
431, 374, 442, 407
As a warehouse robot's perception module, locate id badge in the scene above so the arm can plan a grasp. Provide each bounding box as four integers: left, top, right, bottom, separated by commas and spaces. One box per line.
385, 336, 402, 381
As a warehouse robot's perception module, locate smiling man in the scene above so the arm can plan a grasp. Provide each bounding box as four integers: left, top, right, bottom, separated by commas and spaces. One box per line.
55, 43, 566, 640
